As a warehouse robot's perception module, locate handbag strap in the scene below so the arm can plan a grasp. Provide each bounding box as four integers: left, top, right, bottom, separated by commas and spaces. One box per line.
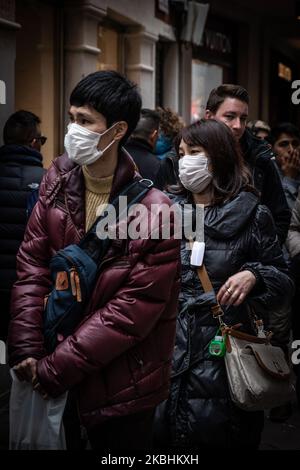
196, 264, 224, 319
189, 239, 223, 319
196, 262, 273, 343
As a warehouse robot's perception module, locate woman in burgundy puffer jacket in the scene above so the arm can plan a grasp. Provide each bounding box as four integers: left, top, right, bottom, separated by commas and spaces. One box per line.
8, 71, 181, 450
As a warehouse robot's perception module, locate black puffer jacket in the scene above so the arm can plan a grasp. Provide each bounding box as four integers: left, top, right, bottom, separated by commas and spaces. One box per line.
125, 138, 175, 190
241, 130, 291, 245
154, 190, 294, 449
0, 144, 44, 339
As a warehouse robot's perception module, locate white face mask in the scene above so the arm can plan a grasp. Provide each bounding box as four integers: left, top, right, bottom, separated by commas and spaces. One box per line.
64, 122, 118, 166
178, 152, 212, 193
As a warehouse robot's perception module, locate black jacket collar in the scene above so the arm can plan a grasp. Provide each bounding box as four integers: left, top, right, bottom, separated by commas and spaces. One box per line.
0, 144, 43, 166
125, 137, 154, 154
240, 129, 272, 166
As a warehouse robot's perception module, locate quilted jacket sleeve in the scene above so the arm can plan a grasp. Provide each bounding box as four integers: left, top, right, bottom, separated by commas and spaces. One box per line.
36, 205, 181, 397
8, 171, 53, 365
240, 204, 294, 311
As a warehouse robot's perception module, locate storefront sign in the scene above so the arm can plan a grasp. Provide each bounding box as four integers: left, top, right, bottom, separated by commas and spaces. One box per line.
203, 29, 232, 54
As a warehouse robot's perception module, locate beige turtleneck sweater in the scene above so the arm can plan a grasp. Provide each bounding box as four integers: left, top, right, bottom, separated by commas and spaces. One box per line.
82, 166, 114, 231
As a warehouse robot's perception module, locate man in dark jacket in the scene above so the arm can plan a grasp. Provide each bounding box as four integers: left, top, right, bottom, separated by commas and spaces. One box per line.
0, 110, 45, 450
125, 109, 175, 190
206, 86, 293, 422
205, 84, 291, 245
0, 110, 45, 341
8, 71, 180, 450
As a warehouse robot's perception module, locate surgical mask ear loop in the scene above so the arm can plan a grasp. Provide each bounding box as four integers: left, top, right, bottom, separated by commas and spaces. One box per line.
96, 122, 121, 153
86, 123, 116, 160
98, 137, 116, 155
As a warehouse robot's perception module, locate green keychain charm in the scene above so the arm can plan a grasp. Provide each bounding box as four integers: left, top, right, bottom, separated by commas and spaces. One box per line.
209, 329, 226, 357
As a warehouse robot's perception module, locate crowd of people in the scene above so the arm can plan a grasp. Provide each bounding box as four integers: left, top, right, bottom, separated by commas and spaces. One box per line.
0, 71, 300, 450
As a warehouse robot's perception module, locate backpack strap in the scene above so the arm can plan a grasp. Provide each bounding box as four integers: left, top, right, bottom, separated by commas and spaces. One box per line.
79, 178, 154, 263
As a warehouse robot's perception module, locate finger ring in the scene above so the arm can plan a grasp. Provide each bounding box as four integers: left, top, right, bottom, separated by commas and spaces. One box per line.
226, 287, 233, 295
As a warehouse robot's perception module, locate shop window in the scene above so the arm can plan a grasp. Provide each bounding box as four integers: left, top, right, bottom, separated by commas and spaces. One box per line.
191, 59, 223, 121
15, 0, 61, 167
97, 25, 124, 73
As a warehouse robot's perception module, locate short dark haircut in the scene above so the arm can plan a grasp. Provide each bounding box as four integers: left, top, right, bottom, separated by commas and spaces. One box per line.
3, 110, 41, 145
70, 70, 142, 144
269, 122, 300, 145
174, 119, 253, 204
206, 84, 249, 114
131, 108, 160, 142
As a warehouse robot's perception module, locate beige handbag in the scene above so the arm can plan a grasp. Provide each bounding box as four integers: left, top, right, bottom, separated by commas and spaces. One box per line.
196, 263, 294, 411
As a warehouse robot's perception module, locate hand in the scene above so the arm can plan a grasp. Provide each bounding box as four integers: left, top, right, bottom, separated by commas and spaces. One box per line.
14, 357, 48, 399
13, 357, 38, 382
32, 376, 49, 400
281, 148, 300, 179
217, 270, 256, 306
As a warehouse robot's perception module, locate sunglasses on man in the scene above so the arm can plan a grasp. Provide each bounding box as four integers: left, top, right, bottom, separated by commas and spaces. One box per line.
33, 135, 47, 146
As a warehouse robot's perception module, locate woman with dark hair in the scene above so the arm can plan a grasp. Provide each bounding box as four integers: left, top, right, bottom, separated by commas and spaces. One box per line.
154, 119, 293, 449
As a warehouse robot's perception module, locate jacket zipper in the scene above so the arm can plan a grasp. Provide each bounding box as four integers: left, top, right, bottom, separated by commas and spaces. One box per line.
84, 254, 120, 314
131, 351, 144, 367
64, 193, 82, 240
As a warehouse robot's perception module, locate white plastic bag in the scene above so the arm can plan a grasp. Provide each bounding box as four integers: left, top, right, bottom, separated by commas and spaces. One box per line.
9, 370, 68, 450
